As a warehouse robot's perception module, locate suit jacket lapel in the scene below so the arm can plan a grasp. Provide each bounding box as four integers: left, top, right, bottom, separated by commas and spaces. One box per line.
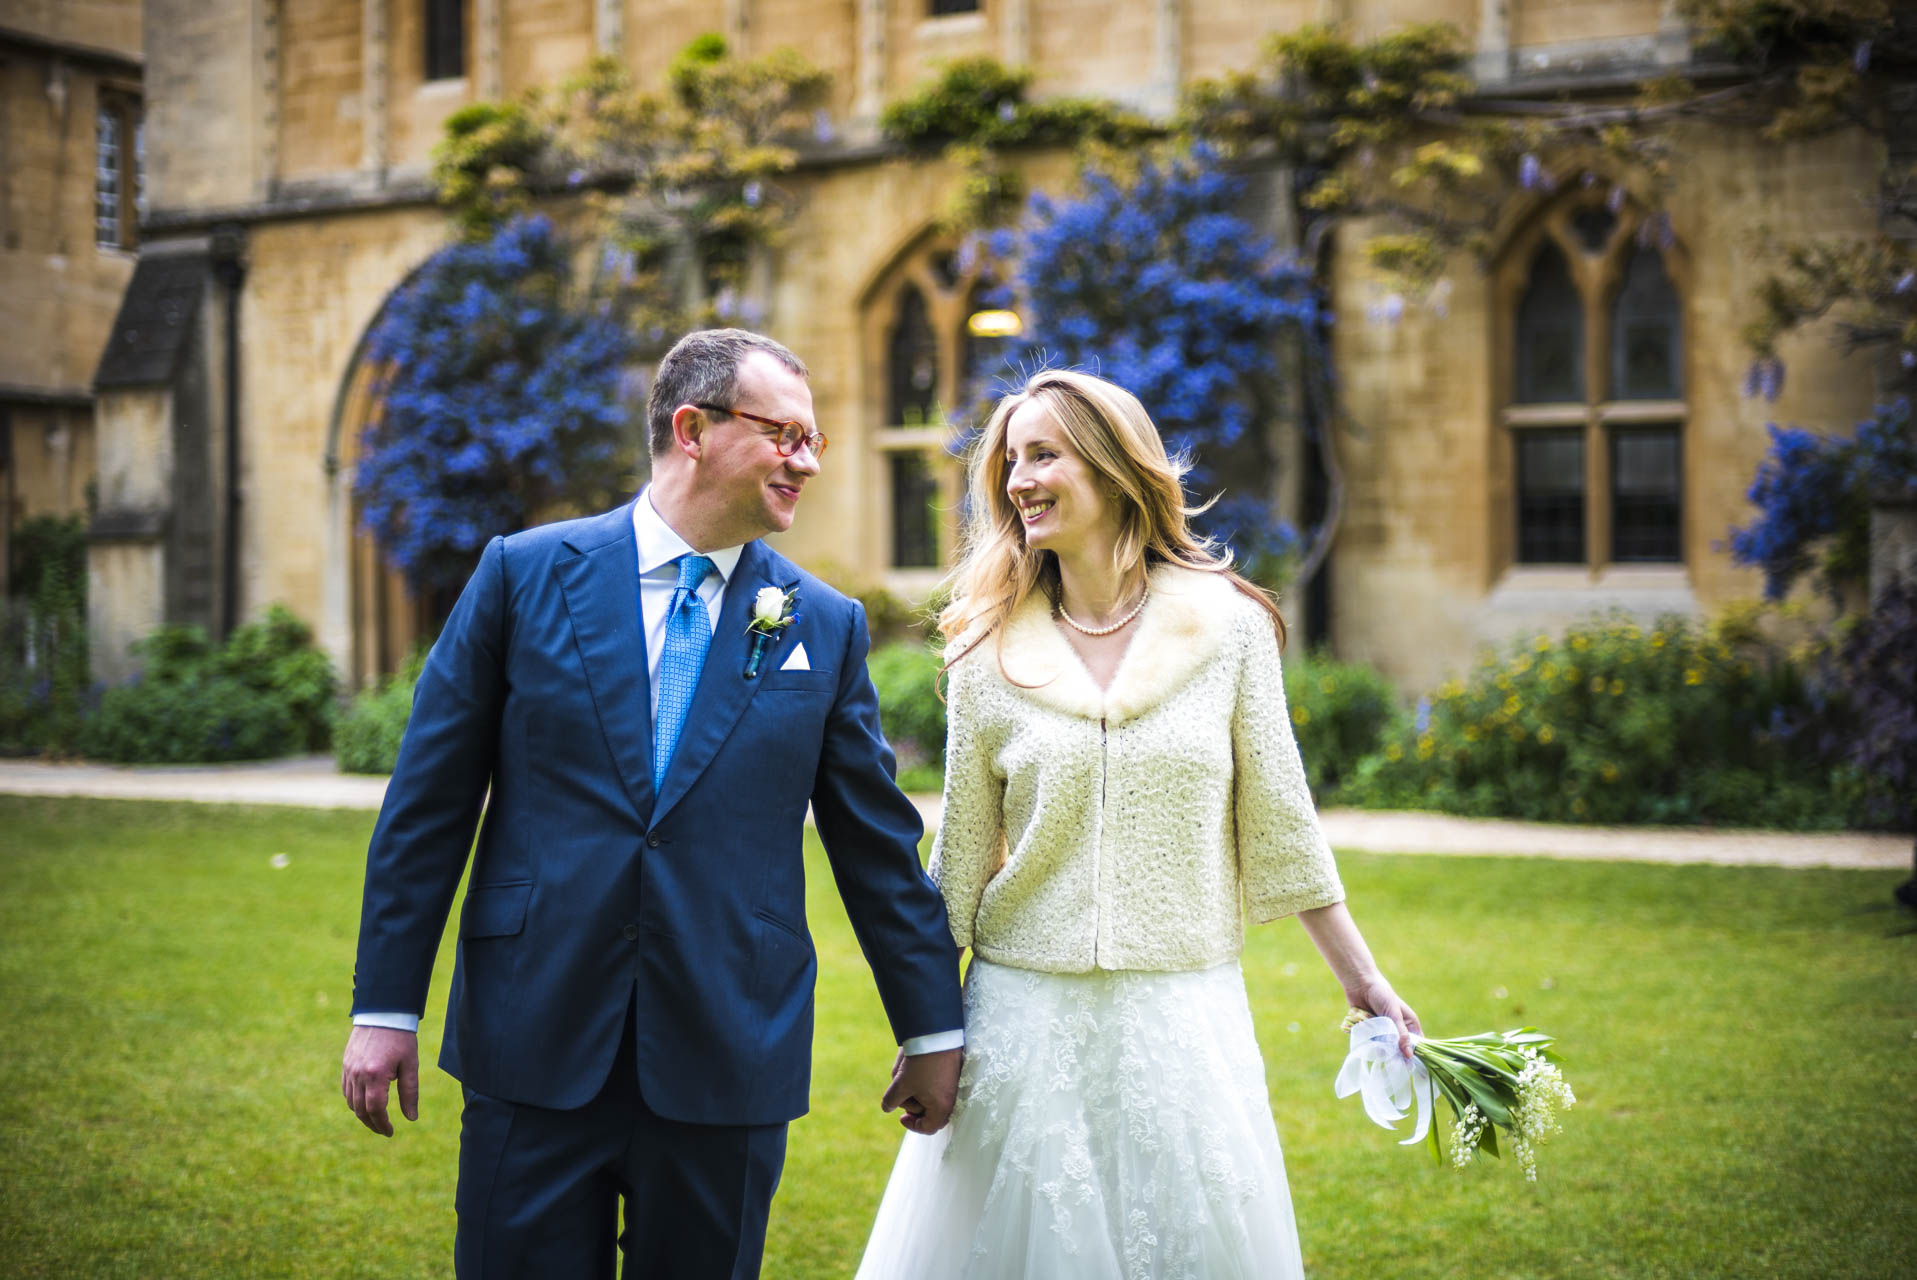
651, 539, 783, 825
556, 505, 656, 820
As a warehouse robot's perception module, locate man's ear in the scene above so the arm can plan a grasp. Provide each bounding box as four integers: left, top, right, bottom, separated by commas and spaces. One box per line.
670, 404, 706, 460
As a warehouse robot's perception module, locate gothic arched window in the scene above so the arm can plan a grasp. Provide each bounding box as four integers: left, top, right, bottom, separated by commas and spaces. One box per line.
1515, 242, 1583, 403
888, 284, 941, 428
1502, 201, 1688, 568
1611, 246, 1682, 401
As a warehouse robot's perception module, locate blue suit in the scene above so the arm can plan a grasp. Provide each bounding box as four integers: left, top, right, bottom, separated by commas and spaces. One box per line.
350, 502, 963, 1273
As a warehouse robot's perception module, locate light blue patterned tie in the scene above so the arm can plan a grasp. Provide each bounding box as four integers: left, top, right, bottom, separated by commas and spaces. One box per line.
653, 554, 715, 790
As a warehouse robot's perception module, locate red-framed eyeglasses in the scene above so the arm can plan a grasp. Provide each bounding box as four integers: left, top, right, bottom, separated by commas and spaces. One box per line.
695, 403, 829, 460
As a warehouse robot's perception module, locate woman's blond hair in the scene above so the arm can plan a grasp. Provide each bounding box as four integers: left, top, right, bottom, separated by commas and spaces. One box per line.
937, 368, 1285, 670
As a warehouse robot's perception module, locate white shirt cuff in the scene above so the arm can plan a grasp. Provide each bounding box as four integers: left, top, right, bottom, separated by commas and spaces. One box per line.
899, 1029, 965, 1055
353, 1012, 420, 1033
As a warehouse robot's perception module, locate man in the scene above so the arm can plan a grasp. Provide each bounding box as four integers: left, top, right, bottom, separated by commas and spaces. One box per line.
341, 329, 965, 1278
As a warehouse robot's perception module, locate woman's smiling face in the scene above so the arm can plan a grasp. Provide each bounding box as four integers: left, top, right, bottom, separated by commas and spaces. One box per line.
1003, 399, 1115, 556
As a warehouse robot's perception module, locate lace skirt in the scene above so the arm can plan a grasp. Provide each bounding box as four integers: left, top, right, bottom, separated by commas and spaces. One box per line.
855, 958, 1305, 1280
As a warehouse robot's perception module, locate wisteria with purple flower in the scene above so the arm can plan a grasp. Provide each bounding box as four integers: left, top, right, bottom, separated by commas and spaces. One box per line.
981, 146, 1322, 565
355, 215, 635, 594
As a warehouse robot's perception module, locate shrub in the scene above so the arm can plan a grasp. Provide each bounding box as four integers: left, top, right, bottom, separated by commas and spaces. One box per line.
867, 642, 946, 790
1806, 578, 1917, 829
335, 652, 425, 776
219, 606, 338, 749
78, 606, 337, 764
80, 673, 304, 764
1282, 651, 1403, 801
1340, 612, 1849, 830
0, 514, 91, 756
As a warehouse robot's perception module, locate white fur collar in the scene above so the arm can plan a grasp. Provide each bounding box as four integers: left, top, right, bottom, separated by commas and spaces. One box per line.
991, 564, 1240, 723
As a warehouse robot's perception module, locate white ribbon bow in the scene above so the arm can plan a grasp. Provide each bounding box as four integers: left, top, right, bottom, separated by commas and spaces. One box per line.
1334, 1016, 1435, 1147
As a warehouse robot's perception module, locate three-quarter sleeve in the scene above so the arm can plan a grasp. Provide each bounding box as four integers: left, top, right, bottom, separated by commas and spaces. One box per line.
927, 654, 1006, 950
1230, 610, 1345, 923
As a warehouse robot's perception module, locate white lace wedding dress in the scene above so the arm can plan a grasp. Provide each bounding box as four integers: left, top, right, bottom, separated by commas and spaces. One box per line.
856, 957, 1306, 1280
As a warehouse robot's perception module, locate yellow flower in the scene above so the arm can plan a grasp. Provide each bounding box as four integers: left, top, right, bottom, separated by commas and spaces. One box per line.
1497, 675, 1513, 691
1508, 724, 1527, 742
1609, 678, 1625, 696
1385, 743, 1404, 762
1571, 635, 1589, 652
1503, 694, 1521, 716
1534, 634, 1552, 652
1683, 668, 1703, 686
1417, 742, 1435, 761
1600, 762, 1619, 782
1589, 676, 1606, 694
1319, 677, 1337, 695
1652, 634, 1666, 649
1538, 724, 1556, 744
1293, 706, 1312, 726
1464, 726, 1480, 742
1541, 663, 1558, 680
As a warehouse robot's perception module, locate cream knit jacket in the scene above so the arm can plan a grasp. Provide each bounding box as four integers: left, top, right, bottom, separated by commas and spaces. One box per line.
930, 563, 1345, 974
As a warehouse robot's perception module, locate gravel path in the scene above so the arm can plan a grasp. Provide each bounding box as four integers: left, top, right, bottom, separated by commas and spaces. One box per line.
0, 756, 1906, 871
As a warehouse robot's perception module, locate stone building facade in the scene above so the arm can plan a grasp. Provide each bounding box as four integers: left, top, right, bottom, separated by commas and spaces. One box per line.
0, 1, 144, 596
93, 0, 1887, 691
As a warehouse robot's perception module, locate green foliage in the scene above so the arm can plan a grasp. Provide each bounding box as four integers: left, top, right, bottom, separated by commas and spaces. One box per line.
1339, 612, 1860, 829
880, 56, 1155, 227
1282, 652, 1404, 800
431, 37, 831, 349
221, 606, 339, 751
334, 652, 425, 776
430, 100, 547, 239
78, 605, 337, 764
0, 514, 91, 756
866, 642, 946, 781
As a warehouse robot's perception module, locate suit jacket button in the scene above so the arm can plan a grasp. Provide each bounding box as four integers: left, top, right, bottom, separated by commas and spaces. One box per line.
622, 924, 639, 941
646, 832, 662, 848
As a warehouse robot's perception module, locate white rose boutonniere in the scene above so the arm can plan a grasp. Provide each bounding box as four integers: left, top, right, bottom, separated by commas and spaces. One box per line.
743, 580, 801, 678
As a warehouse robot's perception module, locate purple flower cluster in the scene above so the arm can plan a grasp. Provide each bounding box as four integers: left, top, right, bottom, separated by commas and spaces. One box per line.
983, 146, 1321, 560
1728, 398, 1916, 600
356, 216, 634, 593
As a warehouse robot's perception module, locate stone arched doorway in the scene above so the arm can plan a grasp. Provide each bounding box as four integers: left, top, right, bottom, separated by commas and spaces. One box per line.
320, 265, 453, 693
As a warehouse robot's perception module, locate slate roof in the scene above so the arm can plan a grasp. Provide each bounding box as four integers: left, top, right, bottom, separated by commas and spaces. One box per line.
92, 252, 208, 390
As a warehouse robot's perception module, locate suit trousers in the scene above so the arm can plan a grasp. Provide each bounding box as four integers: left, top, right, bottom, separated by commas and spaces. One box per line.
454, 999, 789, 1280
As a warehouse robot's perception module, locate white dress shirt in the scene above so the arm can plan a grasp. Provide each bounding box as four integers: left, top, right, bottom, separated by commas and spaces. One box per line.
356, 489, 961, 1055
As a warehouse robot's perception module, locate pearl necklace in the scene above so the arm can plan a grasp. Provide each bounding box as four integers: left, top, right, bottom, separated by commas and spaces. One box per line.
1057, 583, 1150, 637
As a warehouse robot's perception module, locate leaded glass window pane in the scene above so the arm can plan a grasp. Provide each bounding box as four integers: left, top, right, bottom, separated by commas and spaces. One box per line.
888, 285, 940, 426
890, 451, 941, 568
930, 0, 981, 14
1610, 426, 1682, 562
426, 0, 466, 81
1516, 429, 1586, 563
1611, 247, 1682, 400
1515, 243, 1583, 403
95, 109, 121, 248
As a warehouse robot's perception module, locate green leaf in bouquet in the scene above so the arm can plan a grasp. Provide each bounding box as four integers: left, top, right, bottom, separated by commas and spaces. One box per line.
1478, 1120, 1501, 1159
1454, 1069, 1514, 1128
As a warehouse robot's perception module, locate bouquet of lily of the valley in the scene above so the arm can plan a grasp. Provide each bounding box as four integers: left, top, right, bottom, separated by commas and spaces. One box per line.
1335, 1008, 1576, 1180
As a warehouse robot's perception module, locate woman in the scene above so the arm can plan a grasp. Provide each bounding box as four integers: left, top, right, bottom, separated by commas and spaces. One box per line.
857, 370, 1420, 1279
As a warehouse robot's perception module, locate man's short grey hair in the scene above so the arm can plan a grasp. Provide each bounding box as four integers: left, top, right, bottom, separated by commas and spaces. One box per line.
646, 328, 810, 456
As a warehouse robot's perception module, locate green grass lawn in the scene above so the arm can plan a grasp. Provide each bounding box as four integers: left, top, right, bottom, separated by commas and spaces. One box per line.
0, 795, 1912, 1278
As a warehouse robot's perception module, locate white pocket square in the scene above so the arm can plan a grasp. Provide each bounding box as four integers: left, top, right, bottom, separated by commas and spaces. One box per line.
779, 642, 811, 671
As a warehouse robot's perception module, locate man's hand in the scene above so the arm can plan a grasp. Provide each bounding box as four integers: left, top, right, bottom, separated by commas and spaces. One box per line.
881, 1046, 962, 1135
341, 1025, 420, 1137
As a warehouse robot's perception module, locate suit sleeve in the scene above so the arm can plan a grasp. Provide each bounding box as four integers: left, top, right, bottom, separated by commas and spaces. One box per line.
808, 600, 965, 1044
1232, 609, 1346, 923
350, 535, 510, 1018
926, 655, 1005, 951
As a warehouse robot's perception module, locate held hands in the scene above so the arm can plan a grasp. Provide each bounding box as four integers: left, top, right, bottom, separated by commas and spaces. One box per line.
1347, 977, 1422, 1061
881, 1046, 963, 1135
341, 1025, 421, 1137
